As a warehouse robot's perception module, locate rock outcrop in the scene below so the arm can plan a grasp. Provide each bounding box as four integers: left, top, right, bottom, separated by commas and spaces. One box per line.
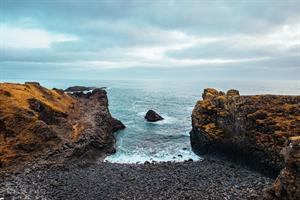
145, 110, 164, 122
0, 82, 125, 174
190, 88, 300, 199
263, 137, 300, 200
64, 86, 96, 93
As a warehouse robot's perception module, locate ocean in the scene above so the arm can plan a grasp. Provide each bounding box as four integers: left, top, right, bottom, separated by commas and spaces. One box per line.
2, 79, 299, 163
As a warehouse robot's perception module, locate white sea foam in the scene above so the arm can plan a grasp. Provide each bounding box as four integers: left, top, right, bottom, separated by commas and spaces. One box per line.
105, 147, 201, 164
139, 113, 178, 125
137, 111, 146, 116
154, 115, 177, 125
186, 106, 195, 111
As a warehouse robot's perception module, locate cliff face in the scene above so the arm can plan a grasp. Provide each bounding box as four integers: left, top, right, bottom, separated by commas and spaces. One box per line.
190, 88, 300, 176
264, 137, 300, 200
0, 83, 125, 173
190, 88, 300, 199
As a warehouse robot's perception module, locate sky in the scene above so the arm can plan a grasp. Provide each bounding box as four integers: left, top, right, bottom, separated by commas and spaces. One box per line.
0, 0, 299, 80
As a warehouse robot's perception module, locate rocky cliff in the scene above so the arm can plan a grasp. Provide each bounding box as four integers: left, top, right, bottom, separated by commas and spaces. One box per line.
264, 136, 300, 200
0, 82, 125, 174
190, 88, 299, 199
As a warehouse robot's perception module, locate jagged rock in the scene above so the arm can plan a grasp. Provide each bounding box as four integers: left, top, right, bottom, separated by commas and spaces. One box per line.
28, 98, 68, 125
263, 137, 300, 200
110, 118, 126, 132
190, 88, 300, 199
202, 88, 219, 100
0, 83, 125, 173
25, 82, 40, 86
145, 110, 164, 122
29, 120, 58, 141
226, 89, 240, 96
64, 86, 96, 92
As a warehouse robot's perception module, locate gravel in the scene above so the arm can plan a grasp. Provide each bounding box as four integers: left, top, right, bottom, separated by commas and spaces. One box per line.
0, 159, 273, 200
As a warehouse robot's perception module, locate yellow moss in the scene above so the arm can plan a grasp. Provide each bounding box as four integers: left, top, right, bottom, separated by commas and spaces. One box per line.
202, 123, 225, 139
289, 136, 300, 141
71, 122, 88, 141
0, 83, 79, 168
0, 83, 75, 114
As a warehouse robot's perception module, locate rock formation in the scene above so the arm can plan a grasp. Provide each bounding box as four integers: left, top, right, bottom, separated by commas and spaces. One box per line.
190, 88, 300, 199
263, 137, 300, 200
0, 82, 125, 174
64, 86, 96, 93
145, 110, 164, 122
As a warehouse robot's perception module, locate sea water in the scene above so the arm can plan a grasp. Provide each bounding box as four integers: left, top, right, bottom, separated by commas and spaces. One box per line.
2, 79, 299, 163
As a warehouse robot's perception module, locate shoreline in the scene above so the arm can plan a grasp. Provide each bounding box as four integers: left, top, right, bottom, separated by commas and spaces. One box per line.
1, 83, 298, 199
1, 158, 273, 200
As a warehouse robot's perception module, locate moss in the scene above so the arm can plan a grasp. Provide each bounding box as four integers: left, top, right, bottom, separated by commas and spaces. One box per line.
0, 83, 77, 168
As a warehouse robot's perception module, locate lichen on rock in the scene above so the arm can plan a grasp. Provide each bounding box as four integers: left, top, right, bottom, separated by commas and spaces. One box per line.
190, 88, 300, 199
0, 83, 125, 174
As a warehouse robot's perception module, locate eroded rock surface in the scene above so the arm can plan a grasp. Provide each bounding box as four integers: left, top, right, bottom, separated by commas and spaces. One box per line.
264, 137, 300, 200
0, 82, 125, 175
190, 88, 300, 199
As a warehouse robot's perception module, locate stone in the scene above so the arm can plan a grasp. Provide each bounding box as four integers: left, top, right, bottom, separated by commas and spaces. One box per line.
202, 88, 219, 100
64, 86, 96, 93
226, 89, 240, 96
25, 82, 40, 86
144, 110, 164, 122
110, 118, 126, 132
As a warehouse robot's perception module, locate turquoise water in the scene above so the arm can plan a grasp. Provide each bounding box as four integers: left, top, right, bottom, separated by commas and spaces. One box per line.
1, 79, 299, 163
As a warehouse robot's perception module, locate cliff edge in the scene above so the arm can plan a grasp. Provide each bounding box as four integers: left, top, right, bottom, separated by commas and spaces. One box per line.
0, 82, 125, 174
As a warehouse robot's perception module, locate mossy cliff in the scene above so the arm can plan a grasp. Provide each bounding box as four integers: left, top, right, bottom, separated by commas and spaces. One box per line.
0, 82, 125, 174
190, 88, 299, 200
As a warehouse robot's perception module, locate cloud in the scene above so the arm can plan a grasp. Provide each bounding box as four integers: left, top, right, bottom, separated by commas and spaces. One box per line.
0, 24, 78, 49
0, 0, 299, 80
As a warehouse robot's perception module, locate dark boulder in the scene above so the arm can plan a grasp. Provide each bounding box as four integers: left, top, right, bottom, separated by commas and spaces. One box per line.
25, 82, 40, 86
64, 86, 96, 93
226, 89, 240, 96
145, 110, 164, 122
110, 118, 126, 132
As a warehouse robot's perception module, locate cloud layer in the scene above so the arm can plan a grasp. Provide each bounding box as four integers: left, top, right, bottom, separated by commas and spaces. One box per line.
1, 0, 299, 80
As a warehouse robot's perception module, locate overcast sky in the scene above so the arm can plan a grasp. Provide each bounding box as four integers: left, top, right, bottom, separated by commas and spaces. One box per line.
0, 0, 299, 80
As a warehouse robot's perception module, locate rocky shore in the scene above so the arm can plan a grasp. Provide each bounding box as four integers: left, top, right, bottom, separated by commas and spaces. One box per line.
190, 88, 300, 199
0, 83, 298, 199
0, 82, 125, 175
1, 159, 273, 200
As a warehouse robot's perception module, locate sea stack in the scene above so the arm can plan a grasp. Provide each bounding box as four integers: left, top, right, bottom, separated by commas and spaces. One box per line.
145, 110, 164, 122
190, 88, 300, 199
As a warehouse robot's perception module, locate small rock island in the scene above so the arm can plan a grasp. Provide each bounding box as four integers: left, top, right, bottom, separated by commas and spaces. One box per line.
145, 110, 164, 122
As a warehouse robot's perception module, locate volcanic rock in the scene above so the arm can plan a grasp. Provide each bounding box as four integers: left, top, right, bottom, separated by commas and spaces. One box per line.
0, 83, 125, 174
25, 82, 40, 86
145, 110, 164, 122
226, 89, 240, 96
64, 86, 96, 93
190, 88, 300, 199
264, 137, 300, 200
